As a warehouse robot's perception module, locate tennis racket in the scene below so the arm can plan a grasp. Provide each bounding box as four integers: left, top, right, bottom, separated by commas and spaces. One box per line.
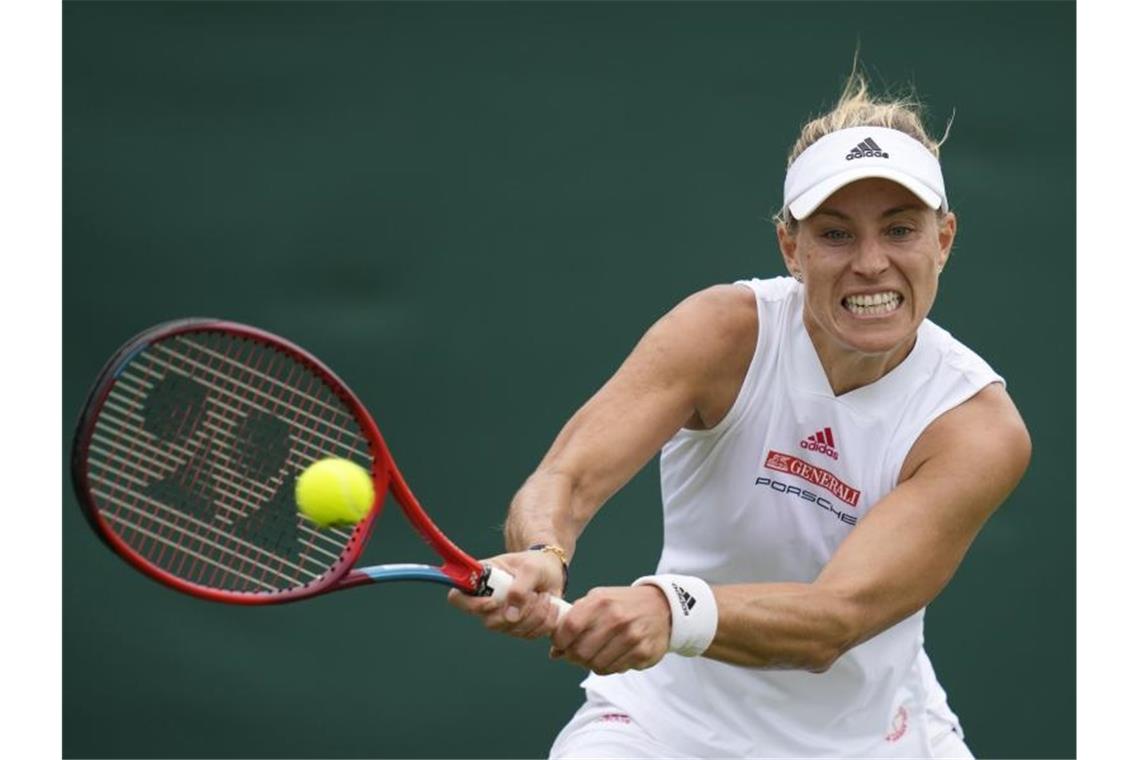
70, 318, 572, 617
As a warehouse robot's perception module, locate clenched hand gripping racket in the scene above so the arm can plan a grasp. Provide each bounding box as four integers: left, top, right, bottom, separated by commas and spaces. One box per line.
70, 318, 572, 617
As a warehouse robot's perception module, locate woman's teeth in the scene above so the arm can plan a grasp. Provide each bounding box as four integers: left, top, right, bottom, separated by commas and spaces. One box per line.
843, 292, 902, 316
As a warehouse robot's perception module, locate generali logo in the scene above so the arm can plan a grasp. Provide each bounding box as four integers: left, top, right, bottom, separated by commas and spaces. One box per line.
764, 450, 861, 508
800, 427, 839, 460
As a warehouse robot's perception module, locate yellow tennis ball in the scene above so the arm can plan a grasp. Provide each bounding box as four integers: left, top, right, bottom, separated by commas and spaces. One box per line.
295, 458, 375, 528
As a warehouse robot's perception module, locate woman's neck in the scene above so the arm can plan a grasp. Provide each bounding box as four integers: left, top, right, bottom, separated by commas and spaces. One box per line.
804, 318, 918, 396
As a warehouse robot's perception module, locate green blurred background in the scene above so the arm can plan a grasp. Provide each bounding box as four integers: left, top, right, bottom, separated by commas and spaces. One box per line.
63, 2, 1074, 757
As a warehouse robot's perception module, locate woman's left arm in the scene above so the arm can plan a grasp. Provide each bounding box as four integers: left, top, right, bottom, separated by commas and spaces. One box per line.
552, 383, 1030, 674
705, 382, 1032, 671
551, 382, 1035, 674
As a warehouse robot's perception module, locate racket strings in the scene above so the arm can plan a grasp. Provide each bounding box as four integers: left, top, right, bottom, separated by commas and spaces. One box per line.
102, 346, 341, 589
86, 331, 376, 595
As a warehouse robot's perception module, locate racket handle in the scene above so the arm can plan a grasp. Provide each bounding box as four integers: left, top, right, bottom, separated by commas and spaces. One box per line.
484, 565, 572, 623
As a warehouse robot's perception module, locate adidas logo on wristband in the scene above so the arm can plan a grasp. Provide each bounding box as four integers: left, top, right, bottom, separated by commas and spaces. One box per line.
634, 573, 718, 656
671, 582, 697, 614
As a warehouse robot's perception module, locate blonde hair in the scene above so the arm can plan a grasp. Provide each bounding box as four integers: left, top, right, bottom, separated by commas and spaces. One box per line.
777, 69, 951, 226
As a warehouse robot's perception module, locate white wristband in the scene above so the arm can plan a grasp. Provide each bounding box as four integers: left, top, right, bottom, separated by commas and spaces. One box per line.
633, 574, 718, 657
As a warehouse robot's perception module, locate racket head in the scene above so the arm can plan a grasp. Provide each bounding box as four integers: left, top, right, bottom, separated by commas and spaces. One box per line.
70, 319, 418, 604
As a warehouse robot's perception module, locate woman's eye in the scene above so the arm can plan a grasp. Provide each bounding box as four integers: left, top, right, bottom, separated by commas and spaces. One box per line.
887, 226, 915, 239
822, 229, 851, 241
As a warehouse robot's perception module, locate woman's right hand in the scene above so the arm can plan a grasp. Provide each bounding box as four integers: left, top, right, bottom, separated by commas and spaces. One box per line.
447, 549, 567, 639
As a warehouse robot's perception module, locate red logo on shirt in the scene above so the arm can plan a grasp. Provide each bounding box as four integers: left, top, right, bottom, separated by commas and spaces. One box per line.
800, 427, 839, 460
764, 451, 861, 507
885, 705, 908, 742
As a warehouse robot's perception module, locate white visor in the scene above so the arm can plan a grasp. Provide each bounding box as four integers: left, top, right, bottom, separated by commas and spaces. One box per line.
783, 126, 948, 220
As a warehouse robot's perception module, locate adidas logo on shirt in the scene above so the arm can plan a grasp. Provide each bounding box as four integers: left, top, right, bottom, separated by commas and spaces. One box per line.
799, 427, 840, 460
845, 137, 889, 161
671, 582, 697, 615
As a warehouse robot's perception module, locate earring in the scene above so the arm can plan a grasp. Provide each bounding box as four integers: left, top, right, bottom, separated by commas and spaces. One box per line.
793, 272, 803, 282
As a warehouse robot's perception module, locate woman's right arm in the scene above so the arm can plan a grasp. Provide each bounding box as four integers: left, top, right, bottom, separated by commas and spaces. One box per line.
447, 283, 758, 638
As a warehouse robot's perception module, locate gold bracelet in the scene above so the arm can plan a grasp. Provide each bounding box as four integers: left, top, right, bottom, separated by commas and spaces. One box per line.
532, 543, 569, 565
527, 543, 570, 592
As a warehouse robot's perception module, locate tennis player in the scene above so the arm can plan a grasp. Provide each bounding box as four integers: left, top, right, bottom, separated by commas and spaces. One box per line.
449, 71, 1030, 758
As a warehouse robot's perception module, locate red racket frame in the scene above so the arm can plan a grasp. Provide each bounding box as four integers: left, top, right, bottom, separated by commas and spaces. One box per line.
71, 319, 486, 604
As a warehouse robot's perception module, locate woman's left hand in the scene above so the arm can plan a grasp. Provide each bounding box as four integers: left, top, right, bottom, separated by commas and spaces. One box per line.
550, 585, 672, 675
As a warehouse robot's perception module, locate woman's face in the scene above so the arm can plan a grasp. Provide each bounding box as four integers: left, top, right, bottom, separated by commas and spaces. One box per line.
778, 178, 956, 359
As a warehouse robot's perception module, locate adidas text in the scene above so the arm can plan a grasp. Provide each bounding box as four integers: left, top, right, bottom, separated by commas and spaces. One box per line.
800, 439, 839, 460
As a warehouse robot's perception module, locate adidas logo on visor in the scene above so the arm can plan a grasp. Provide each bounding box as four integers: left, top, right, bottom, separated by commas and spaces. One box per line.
845, 137, 889, 161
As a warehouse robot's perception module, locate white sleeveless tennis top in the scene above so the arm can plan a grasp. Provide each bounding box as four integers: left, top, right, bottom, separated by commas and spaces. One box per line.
582, 276, 1004, 757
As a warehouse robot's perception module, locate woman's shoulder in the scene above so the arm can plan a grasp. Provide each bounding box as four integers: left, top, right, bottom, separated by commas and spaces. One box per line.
678, 276, 800, 342
666, 282, 758, 357
917, 318, 1003, 386
662, 281, 777, 431
731, 275, 801, 304
663, 276, 800, 384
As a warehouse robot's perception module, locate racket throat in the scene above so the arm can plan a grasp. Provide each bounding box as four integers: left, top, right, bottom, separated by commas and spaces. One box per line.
442, 561, 486, 594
